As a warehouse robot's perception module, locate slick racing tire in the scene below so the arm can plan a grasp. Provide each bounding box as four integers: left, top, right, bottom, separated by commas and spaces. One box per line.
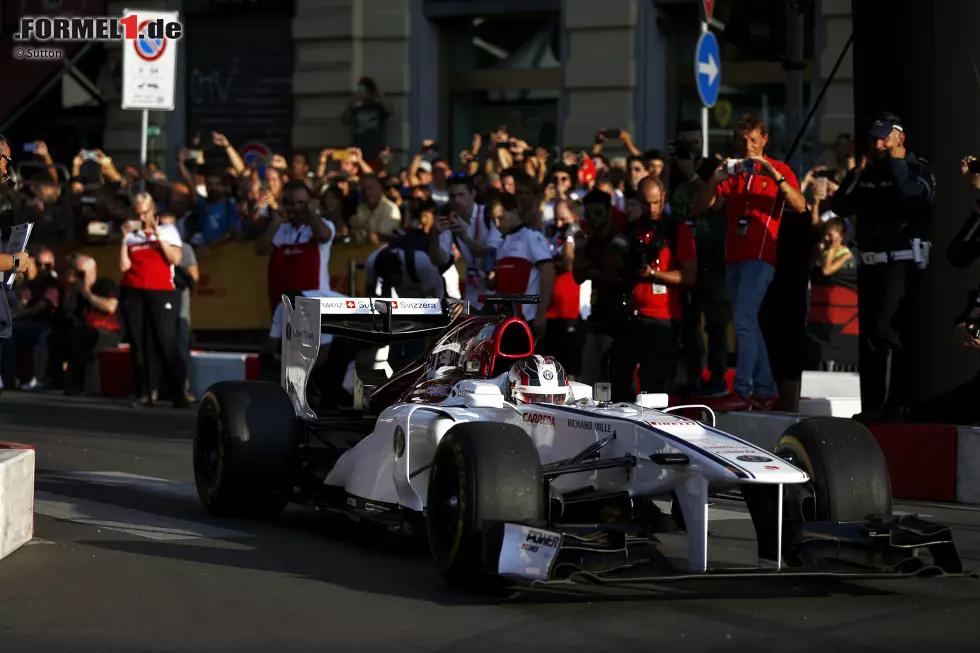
194, 381, 298, 518
776, 417, 893, 524
426, 422, 545, 590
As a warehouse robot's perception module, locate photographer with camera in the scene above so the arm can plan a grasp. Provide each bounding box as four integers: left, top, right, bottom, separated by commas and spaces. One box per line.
627, 176, 697, 393
691, 114, 806, 410
831, 112, 934, 422
665, 119, 731, 397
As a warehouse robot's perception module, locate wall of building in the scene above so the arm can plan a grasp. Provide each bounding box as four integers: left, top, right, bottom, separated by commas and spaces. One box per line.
818, 0, 854, 151
292, 0, 412, 165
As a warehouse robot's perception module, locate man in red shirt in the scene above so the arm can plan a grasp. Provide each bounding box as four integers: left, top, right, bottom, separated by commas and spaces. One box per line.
692, 114, 807, 410
630, 176, 697, 392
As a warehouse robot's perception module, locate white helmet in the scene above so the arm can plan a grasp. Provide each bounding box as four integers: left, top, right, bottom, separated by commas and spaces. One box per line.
506, 355, 570, 405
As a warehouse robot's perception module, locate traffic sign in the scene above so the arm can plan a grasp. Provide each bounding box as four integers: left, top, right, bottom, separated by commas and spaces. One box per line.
694, 31, 721, 109
121, 9, 178, 111
134, 20, 167, 62
703, 0, 715, 22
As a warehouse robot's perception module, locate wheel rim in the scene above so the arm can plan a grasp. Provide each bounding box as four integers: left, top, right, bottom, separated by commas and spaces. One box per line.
429, 450, 463, 560
197, 413, 221, 486
778, 446, 817, 523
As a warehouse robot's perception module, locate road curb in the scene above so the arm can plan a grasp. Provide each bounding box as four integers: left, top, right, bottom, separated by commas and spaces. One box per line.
715, 412, 968, 505
0, 442, 35, 560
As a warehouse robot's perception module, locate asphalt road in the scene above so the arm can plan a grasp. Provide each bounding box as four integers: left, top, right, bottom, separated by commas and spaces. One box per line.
1, 393, 980, 653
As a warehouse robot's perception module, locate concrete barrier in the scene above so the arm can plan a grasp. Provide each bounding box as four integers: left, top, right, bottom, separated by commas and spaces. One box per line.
0, 442, 35, 560
96, 347, 260, 398
716, 411, 973, 505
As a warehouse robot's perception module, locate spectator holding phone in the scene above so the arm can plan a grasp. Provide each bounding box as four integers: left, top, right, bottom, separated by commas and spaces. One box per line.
119, 193, 189, 408
692, 114, 807, 410
431, 174, 501, 313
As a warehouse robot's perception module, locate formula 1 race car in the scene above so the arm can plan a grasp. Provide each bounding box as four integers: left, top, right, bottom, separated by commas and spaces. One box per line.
192, 294, 966, 592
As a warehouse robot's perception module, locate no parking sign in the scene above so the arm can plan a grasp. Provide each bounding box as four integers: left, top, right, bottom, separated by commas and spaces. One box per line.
121, 9, 179, 111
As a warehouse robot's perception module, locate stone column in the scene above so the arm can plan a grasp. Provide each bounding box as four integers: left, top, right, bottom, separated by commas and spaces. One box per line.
562, 0, 637, 154
292, 0, 412, 167
815, 0, 854, 163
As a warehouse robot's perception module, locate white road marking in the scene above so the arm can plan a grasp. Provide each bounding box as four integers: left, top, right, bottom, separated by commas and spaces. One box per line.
37, 470, 199, 501
34, 491, 253, 542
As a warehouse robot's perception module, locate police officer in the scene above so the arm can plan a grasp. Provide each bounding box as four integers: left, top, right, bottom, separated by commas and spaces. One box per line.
831, 112, 934, 420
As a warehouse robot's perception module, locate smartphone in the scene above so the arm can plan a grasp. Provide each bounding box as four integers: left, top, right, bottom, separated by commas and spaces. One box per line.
601, 129, 620, 139
81, 149, 99, 161
23, 143, 38, 153
187, 149, 203, 160
815, 169, 837, 180
331, 150, 350, 161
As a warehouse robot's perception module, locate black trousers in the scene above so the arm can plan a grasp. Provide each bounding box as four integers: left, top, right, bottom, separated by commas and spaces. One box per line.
633, 316, 678, 394
120, 286, 186, 400
48, 325, 121, 391
857, 261, 920, 411
681, 269, 731, 383
537, 318, 585, 378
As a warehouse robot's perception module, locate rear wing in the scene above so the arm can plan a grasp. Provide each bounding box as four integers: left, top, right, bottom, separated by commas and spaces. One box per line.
279, 294, 458, 418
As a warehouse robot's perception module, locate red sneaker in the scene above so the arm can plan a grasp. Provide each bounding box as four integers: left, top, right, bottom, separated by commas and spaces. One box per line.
708, 392, 753, 412
751, 395, 778, 411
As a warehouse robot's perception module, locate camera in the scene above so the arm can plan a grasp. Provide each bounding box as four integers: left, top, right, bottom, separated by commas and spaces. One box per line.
674, 141, 692, 160
727, 158, 761, 176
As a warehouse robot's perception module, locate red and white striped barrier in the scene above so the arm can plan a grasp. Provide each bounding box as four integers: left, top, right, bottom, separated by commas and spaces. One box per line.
96, 346, 260, 398
715, 412, 975, 504
0, 442, 35, 560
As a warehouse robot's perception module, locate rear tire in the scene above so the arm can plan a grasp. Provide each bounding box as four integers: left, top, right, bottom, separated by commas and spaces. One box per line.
194, 381, 298, 518
426, 422, 545, 590
776, 417, 892, 523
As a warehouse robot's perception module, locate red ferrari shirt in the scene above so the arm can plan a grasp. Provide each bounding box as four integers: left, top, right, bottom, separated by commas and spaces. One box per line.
715, 156, 799, 265
546, 271, 581, 320
631, 221, 696, 320
121, 225, 183, 291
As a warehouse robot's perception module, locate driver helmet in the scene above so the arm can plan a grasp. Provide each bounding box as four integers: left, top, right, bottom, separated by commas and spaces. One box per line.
507, 355, 569, 405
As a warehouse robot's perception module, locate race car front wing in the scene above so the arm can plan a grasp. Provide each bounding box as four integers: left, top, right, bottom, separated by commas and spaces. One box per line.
485, 512, 971, 595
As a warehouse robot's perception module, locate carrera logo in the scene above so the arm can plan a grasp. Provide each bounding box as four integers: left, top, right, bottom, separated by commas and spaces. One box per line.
523, 413, 555, 426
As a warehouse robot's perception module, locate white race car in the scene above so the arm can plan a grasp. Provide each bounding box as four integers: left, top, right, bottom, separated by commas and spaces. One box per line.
193, 294, 964, 592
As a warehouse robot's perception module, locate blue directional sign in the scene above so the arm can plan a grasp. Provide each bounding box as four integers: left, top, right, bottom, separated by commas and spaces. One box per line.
694, 31, 721, 108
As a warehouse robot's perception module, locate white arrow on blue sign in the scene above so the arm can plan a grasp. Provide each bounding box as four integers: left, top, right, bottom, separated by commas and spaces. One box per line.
694, 31, 721, 108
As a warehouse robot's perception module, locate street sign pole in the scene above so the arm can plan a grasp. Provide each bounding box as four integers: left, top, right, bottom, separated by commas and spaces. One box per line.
701, 20, 709, 159
140, 110, 148, 192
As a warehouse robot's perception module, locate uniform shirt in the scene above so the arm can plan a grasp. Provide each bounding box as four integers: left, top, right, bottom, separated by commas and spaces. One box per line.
122, 224, 183, 291
437, 204, 502, 310
715, 156, 799, 266
631, 221, 697, 320
831, 153, 934, 252
365, 247, 445, 299
266, 218, 336, 310
494, 225, 552, 322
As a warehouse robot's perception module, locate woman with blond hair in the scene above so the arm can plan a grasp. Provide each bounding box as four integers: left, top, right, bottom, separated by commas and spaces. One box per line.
119, 192, 189, 408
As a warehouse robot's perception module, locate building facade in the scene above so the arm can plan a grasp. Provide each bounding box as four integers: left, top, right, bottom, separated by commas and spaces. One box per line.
100, 0, 855, 176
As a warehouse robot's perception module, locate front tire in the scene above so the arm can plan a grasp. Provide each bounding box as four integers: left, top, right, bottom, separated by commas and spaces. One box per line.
425, 422, 545, 590
776, 417, 893, 524
194, 381, 299, 518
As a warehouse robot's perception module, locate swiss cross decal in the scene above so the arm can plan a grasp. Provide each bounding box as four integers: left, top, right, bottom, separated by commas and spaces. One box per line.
346, 300, 355, 308
391, 301, 399, 309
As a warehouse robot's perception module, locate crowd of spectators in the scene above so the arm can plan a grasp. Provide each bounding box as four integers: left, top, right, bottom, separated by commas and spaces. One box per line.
0, 75, 863, 411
